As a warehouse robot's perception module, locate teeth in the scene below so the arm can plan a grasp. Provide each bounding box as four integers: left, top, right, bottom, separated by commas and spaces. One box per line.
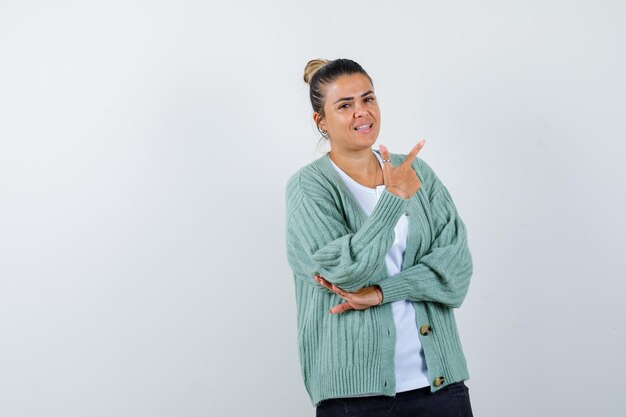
355, 124, 372, 131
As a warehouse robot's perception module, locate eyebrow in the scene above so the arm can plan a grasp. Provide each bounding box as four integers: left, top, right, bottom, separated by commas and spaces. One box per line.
333, 90, 375, 105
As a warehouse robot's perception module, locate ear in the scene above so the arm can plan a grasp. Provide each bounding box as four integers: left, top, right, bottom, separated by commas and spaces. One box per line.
313, 112, 327, 132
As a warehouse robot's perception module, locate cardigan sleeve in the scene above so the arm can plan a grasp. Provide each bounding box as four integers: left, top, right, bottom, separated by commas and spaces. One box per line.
377, 165, 473, 308
286, 170, 409, 293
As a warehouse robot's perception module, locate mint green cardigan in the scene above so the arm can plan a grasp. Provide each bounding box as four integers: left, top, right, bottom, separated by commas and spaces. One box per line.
285, 152, 472, 406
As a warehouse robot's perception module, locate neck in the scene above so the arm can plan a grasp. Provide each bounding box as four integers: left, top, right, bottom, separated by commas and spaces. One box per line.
329, 147, 383, 188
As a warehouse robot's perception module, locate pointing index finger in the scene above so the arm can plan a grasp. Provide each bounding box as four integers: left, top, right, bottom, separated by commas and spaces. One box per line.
403, 140, 426, 166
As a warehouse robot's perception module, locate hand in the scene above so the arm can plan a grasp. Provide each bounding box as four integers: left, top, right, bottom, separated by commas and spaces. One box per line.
379, 140, 425, 199
314, 274, 383, 314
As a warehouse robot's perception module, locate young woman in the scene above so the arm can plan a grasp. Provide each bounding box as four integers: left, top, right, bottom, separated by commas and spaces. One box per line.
285, 58, 474, 417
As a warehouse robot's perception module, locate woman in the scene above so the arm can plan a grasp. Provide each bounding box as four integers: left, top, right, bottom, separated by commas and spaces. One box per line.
285, 58, 474, 417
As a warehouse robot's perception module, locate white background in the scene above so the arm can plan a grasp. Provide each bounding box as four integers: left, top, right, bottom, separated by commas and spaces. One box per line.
1, 1, 625, 416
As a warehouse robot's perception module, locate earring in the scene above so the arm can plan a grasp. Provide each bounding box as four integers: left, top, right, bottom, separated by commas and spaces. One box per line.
317, 126, 329, 138
315, 125, 328, 140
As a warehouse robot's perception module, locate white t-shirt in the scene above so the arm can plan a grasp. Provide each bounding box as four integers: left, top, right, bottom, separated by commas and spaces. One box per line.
329, 150, 430, 393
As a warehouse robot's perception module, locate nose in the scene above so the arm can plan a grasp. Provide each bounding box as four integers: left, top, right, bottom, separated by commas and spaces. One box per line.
354, 103, 368, 118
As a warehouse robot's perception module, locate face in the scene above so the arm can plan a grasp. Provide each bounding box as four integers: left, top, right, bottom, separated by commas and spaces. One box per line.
315, 73, 381, 152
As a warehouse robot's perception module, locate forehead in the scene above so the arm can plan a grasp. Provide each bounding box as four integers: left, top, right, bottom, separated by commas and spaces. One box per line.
323, 73, 374, 101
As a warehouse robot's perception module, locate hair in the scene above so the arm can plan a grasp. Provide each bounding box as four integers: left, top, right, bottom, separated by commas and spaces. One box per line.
303, 58, 373, 138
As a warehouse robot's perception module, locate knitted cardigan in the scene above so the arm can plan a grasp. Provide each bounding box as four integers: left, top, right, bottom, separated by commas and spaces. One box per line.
285, 152, 472, 406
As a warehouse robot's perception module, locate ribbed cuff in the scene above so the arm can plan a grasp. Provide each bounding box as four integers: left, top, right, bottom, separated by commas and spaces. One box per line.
377, 276, 410, 304
378, 266, 424, 304
352, 189, 408, 252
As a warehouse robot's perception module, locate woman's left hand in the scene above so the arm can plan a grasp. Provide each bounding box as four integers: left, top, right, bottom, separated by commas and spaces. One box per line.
314, 274, 383, 314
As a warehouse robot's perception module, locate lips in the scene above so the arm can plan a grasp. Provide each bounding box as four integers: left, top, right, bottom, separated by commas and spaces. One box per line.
354, 123, 373, 131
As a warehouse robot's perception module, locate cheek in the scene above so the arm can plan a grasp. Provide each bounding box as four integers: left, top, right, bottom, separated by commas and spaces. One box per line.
327, 115, 349, 130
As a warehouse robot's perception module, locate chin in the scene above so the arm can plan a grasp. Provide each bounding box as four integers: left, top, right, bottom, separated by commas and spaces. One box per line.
356, 132, 379, 147
354, 137, 378, 151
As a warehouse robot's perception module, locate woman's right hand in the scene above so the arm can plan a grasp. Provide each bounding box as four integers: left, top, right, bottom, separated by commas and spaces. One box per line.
379, 140, 425, 200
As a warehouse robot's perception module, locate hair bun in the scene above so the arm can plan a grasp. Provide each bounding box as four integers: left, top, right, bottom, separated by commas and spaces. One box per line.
303, 59, 329, 84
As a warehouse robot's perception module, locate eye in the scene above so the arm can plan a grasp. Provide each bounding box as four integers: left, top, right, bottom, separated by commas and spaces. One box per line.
338, 103, 351, 109
365, 96, 376, 103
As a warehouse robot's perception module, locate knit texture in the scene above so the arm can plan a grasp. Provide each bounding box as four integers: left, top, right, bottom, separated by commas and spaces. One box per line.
285, 152, 473, 406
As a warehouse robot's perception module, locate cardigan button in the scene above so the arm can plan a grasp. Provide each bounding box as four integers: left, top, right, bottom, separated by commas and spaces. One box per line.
419, 324, 432, 336
433, 376, 445, 387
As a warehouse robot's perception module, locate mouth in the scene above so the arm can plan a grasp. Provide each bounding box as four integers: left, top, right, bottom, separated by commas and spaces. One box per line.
354, 123, 373, 132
